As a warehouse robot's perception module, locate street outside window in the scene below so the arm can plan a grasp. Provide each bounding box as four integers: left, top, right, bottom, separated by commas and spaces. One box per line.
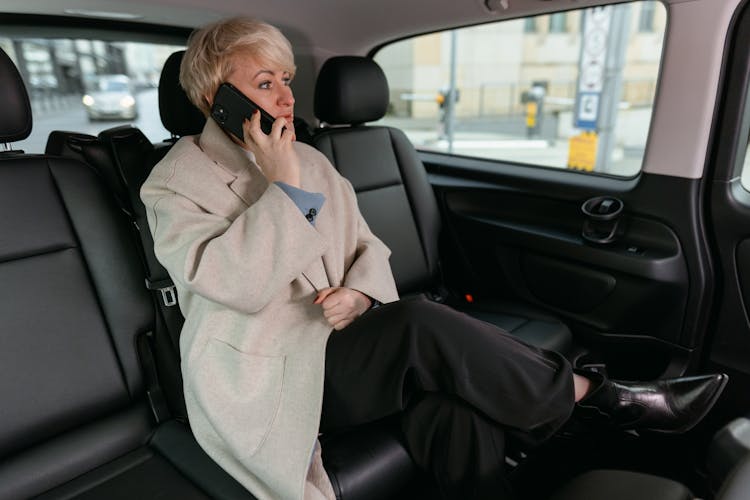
374, 0, 667, 177
0, 36, 184, 153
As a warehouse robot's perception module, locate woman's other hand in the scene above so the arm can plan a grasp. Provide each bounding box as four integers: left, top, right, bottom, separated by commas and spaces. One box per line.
242, 111, 301, 187
314, 287, 372, 330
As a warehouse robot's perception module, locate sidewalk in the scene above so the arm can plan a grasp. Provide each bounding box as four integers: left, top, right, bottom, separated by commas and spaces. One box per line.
379, 117, 641, 176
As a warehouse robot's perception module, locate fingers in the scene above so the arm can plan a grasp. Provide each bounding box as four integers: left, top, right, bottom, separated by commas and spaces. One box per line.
242, 111, 263, 146
323, 303, 347, 323
315, 288, 369, 330
321, 289, 348, 312
314, 287, 338, 305
270, 117, 289, 139
244, 112, 293, 146
333, 318, 353, 331
324, 308, 354, 331
241, 117, 253, 145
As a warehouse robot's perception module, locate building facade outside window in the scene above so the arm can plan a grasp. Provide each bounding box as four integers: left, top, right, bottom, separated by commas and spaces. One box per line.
548, 13, 568, 33
639, 3, 656, 32
374, 1, 667, 177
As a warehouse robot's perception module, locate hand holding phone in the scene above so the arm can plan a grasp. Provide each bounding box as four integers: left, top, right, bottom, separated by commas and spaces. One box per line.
211, 82, 300, 186
211, 82, 280, 140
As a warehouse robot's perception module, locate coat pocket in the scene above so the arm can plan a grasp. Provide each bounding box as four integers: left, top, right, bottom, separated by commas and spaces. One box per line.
190, 339, 286, 459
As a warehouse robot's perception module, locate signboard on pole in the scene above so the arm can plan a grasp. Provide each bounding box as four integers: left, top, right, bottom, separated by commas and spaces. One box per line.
574, 6, 612, 130
567, 131, 599, 171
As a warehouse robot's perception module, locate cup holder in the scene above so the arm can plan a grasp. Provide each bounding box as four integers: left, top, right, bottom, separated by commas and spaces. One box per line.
581, 196, 624, 244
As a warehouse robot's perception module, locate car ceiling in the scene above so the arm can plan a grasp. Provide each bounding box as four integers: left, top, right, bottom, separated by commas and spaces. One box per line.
3, 0, 653, 56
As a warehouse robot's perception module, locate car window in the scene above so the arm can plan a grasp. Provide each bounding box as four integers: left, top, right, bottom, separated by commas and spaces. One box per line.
373, 1, 666, 177
93, 77, 130, 92
0, 36, 184, 153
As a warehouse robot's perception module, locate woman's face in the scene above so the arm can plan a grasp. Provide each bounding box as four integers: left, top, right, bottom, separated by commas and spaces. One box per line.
225, 52, 295, 127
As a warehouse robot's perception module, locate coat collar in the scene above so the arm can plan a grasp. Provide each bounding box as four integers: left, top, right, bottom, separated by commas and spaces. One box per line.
198, 118, 269, 206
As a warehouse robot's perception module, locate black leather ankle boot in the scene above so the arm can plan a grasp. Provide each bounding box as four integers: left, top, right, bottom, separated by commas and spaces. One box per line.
575, 372, 728, 433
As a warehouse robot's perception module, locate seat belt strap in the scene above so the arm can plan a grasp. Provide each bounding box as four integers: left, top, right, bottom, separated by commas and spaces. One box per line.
136, 331, 171, 423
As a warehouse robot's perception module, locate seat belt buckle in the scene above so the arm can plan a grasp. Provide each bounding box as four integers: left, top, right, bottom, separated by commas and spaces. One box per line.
159, 286, 177, 307
145, 278, 178, 307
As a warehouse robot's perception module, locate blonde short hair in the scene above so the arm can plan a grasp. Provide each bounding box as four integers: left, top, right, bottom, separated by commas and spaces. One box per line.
180, 16, 296, 116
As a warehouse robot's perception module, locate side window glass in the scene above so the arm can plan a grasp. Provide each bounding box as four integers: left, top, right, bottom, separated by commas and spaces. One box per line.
0, 36, 184, 153
374, 1, 666, 177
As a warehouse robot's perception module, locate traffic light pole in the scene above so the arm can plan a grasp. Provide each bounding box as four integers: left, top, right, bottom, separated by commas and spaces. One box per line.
596, 4, 631, 173
446, 30, 458, 153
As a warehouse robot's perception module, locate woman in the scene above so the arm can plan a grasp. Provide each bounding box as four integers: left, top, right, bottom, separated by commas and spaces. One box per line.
141, 16, 727, 500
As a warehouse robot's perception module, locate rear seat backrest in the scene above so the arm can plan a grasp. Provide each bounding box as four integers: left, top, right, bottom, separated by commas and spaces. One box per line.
313, 56, 442, 295
94, 50, 205, 309
312, 56, 573, 354
0, 47, 155, 497
41, 50, 208, 422
0, 46, 257, 500
90, 50, 206, 358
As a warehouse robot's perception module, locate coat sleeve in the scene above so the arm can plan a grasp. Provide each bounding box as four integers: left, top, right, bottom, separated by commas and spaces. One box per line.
146, 182, 327, 315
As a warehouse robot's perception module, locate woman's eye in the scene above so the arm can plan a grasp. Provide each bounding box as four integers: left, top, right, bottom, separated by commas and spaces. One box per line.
282, 77, 292, 86
259, 81, 272, 90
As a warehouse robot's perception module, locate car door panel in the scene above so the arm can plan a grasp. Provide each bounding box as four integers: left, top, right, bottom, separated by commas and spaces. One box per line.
423, 154, 711, 378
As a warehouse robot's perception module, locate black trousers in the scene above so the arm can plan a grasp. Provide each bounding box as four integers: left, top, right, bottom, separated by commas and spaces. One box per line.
321, 296, 575, 499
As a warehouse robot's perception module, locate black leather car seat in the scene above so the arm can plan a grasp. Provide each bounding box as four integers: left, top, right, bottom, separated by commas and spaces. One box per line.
551, 469, 693, 500
39, 49, 422, 500
0, 46, 256, 500
43, 49, 206, 321
158, 50, 208, 146
312, 56, 572, 354
41, 50, 207, 422
550, 417, 750, 500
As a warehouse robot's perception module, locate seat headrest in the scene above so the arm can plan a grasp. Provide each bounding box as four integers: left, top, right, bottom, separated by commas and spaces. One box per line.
158, 50, 206, 138
314, 56, 389, 125
0, 48, 32, 143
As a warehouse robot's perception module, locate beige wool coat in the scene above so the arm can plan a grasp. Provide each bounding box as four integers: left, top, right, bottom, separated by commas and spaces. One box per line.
140, 118, 399, 500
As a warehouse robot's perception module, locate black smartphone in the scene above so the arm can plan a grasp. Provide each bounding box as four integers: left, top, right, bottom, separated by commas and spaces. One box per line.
210, 82, 278, 140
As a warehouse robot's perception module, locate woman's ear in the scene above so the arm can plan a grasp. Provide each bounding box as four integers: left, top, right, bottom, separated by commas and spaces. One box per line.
203, 93, 213, 109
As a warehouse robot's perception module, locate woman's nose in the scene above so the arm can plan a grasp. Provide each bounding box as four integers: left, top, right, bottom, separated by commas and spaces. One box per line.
278, 85, 295, 106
